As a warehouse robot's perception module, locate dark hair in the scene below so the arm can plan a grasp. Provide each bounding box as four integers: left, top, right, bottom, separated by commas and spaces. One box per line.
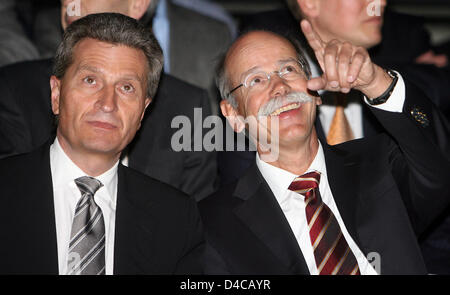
53, 12, 163, 98
215, 30, 312, 108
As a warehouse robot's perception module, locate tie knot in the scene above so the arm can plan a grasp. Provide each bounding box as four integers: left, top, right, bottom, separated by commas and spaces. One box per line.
288, 171, 320, 195
75, 176, 103, 196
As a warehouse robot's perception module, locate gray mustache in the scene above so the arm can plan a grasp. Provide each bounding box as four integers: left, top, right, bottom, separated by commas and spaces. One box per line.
257, 92, 313, 117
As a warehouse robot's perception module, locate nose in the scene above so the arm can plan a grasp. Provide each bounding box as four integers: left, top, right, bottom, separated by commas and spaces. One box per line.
268, 74, 291, 98
95, 86, 118, 113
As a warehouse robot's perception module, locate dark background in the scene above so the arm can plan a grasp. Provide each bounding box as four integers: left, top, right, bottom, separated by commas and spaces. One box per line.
15, 0, 450, 48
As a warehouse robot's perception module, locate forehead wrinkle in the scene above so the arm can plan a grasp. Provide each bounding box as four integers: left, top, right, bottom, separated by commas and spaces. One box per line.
242, 58, 300, 77
75, 63, 143, 82
225, 32, 298, 84
73, 47, 147, 85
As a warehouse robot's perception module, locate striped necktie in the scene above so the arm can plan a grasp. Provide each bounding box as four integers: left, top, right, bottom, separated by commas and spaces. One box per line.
67, 176, 106, 275
288, 171, 360, 275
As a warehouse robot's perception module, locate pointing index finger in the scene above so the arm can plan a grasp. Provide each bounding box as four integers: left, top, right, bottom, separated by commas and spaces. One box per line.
300, 19, 325, 54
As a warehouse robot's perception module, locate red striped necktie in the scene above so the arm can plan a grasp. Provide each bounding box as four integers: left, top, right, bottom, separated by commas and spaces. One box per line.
288, 171, 360, 275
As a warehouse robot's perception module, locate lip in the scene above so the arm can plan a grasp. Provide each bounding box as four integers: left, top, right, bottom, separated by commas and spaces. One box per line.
269, 103, 302, 117
87, 121, 118, 130
277, 106, 302, 120
365, 16, 382, 24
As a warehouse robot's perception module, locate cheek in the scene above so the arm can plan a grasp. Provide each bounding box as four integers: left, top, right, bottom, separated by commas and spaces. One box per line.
59, 91, 91, 123
327, 1, 364, 29
121, 102, 146, 128
244, 93, 266, 117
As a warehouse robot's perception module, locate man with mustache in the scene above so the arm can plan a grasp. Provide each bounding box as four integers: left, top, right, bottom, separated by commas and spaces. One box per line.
0, 13, 204, 275
199, 21, 450, 274
248, 0, 450, 274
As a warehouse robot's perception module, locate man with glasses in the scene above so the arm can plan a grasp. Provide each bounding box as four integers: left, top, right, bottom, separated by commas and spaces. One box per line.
199, 21, 450, 275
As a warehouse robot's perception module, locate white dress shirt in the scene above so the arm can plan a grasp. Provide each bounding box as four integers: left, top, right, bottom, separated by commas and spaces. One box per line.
256, 145, 378, 275
50, 138, 118, 275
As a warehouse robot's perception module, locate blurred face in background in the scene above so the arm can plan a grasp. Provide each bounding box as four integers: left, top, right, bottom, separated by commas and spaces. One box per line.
61, 0, 129, 29
61, 0, 150, 30
299, 0, 387, 49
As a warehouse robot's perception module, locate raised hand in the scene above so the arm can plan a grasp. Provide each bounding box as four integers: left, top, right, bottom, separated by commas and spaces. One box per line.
300, 20, 392, 98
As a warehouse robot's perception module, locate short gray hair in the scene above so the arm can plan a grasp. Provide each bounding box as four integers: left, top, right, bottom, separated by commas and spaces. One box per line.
215, 31, 311, 108
53, 12, 163, 99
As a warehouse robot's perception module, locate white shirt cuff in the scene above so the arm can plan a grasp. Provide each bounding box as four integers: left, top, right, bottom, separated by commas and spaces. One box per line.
364, 71, 405, 113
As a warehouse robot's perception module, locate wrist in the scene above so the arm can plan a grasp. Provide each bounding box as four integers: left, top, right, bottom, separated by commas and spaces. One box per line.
357, 65, 393, 99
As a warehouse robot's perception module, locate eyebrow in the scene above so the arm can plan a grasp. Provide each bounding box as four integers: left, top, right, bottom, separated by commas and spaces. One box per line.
76, 64, 143, 83
277, 58, 298, 65
239, 57, 299, 80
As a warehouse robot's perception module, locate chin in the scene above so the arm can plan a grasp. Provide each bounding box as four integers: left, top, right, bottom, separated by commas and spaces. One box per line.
362, 28, 383, 48
82, 137, 122, 154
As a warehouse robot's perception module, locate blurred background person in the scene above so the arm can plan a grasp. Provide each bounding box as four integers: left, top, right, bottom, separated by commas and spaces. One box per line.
0, 0, 40, 66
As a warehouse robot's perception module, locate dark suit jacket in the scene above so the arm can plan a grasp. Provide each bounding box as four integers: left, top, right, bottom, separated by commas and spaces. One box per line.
0, 58, 217, 201
200, 81, 450, 275
0, 142, 204, 274
0, 0, 40, 67
166, 0, 232, 99
235, 7, 450, 273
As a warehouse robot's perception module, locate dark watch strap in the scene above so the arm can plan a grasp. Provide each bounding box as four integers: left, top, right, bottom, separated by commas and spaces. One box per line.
366, 69, 398, 105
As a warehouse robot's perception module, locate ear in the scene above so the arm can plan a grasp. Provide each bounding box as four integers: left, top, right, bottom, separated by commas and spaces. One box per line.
297, 0, 320, 18
137, 97, 151, 130
141, 97, 152, 120
128, 0, 151, 20
220, 100, 245, 133
144, 97, 152, 109
50, 76, 61, 115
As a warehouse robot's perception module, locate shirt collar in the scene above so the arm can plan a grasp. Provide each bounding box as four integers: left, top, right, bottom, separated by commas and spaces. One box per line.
256, 141, 327, 201
50, 137, 119, 199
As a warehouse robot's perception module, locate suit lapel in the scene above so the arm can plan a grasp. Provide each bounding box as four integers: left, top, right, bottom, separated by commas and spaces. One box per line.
19, 143, 58, 273
114, 165, 156, 274
362, 103, 385, 137
322, 143, 362, 248
233, 164, 310, 274
314, 115, 327, 142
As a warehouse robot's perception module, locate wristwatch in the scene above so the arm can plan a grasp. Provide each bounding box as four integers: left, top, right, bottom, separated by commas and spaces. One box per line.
366, 69, 398, 105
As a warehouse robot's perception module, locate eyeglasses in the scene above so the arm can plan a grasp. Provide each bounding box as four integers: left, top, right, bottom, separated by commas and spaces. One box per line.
227, 60, 308, 98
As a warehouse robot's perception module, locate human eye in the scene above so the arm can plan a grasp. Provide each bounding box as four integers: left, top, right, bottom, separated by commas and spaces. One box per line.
247, 73, 267, 87
83, 76, 97, 85
120, 83, 136, 94
281, 63, 300, 74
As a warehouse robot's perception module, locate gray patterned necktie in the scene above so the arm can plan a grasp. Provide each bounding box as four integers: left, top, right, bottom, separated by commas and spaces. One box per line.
67, 176, 106, 275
